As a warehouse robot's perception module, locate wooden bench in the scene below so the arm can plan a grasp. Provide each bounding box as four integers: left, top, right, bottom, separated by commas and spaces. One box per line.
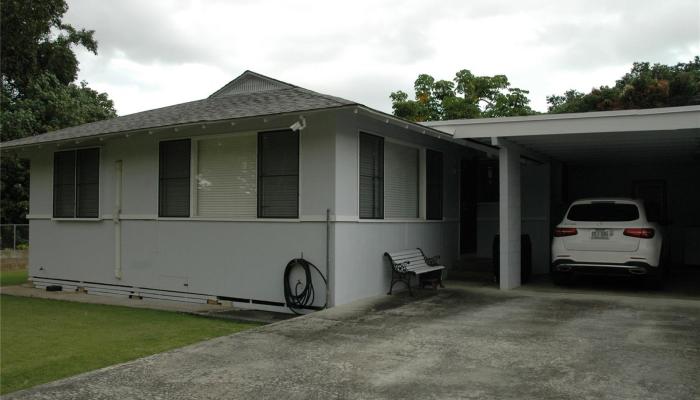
384, 248, 445, 296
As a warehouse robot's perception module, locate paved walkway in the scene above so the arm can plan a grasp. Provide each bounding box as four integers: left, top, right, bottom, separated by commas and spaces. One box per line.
7, 282, 700, 399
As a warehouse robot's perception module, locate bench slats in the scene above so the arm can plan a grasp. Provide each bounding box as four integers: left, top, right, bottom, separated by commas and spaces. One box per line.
386, 251, 422, 259
386, 248, 445, 276
387, 249, 423, 257
391, 256, 425, 264
386, 247, 445, 295
387, 253, 423, 260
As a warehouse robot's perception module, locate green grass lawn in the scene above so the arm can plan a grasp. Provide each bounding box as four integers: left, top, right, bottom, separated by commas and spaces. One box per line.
0, 269, 28, 286
0, 295, 259, 394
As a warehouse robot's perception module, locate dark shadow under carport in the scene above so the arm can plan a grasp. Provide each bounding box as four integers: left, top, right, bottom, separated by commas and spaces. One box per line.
428, 106, 700, 295
449, 255, 700, 300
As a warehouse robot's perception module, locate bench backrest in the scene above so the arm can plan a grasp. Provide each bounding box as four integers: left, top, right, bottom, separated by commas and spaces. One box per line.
385, 249, 428, 272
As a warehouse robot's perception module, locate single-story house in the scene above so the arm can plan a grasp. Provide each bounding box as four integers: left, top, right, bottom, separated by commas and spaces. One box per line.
2, 71, 699, 312
0, 71, 475, 311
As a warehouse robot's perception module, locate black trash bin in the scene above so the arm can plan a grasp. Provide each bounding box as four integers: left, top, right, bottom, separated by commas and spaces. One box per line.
492, 234, 532, 284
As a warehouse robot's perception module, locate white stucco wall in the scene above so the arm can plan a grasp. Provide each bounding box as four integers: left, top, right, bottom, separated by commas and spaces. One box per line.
25, 109, 466, 310
331, 110, 464, 306
27, 113, 335, 309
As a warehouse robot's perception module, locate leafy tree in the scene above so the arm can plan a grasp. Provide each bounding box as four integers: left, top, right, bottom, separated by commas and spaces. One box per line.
1, 0, 116, 224
390, 69, 535, 122
547, 57, 700, 113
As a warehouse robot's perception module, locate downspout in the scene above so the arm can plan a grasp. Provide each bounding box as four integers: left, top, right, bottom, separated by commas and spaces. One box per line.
114, 160, 123, 279
326, 208, 331, 308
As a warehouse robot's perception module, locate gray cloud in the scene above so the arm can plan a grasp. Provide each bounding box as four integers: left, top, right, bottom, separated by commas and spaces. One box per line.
65, 0, 217, 64
532, 1, 699, 70
320, 72, 412, 111
64, 0, 699, 115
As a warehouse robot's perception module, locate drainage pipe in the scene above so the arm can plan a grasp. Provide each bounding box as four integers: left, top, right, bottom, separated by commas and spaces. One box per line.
326, 208, 331, 308
114, 160, 123, 279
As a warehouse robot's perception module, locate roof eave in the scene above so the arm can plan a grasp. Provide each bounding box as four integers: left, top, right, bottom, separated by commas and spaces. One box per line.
353, 105, 495, 153
424, 105, 700, 139
0, 104, 358, 151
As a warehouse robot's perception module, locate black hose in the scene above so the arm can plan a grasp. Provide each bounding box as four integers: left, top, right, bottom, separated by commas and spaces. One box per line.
283, 258, 327, 314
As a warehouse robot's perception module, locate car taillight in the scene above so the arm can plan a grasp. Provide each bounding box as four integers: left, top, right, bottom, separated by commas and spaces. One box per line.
623, 228, 655, 239
554, 227, 578, 237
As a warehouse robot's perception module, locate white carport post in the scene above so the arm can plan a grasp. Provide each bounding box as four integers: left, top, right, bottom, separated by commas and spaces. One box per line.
495, 138, 521, 289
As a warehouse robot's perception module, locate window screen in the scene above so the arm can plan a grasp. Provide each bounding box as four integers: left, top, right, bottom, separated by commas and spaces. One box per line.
426, 149, 443, 220
53, 151, 77, 218
567, 203, 640, 222
359, 133, 384, 219
258, 130, 299, 218
76, 148, 100, 217
159, 139, 191, 217
53, 148, 99, 218
384, 141, 419, 219
196, 135, 257, 217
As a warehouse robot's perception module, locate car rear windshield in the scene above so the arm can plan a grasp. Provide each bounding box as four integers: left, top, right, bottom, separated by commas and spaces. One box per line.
566, 203, 640, 222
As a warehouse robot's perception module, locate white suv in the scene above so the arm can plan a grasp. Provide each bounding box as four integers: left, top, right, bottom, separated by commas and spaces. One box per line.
551, 198, 666, 286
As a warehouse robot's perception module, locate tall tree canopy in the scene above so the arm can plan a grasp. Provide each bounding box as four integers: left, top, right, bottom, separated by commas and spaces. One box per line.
390, 70, 535, 122
547, 57, 700, 113
1, 0, 117, 224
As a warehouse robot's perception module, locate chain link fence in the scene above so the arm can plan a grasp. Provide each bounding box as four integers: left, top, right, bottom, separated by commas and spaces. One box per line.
1, 224, 29, 250
1, 224, 29, 269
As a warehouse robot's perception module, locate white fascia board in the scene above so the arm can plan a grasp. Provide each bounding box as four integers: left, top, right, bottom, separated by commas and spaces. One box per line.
354, 106, 497, 155
423, 106, 700, 139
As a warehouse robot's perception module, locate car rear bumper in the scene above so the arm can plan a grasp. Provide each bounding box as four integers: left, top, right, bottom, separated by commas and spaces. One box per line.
551, 260, 658, 277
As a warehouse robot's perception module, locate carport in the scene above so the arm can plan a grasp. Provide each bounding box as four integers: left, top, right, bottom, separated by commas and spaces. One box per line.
425, 105, 700, 290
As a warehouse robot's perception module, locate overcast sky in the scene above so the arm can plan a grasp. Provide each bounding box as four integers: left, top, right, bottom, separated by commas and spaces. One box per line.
64, 0, 699, 116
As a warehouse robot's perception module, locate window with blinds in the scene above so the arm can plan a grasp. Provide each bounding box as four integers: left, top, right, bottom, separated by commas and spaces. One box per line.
426, 149, 443, 220
159, 139, 191, 217
258, 130, 299, 218
196, 134, 257, 218
359, 133, 384, 219
53, 148, 100, 218
384, 141, 419, 219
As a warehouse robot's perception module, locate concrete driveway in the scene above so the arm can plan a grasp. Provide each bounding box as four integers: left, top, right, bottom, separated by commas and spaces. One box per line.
8, 283, 700, 400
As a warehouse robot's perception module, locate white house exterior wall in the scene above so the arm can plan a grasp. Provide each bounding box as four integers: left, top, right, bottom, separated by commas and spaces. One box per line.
331, 110, 463, 306
25, 109, 466, 311
27, 113, 336, 310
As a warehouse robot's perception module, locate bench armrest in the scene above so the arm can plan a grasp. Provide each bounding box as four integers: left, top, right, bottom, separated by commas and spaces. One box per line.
425, 255, 440, 266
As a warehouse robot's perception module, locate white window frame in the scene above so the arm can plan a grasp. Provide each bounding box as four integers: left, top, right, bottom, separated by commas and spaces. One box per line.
157, 128, 302, 222
157, 137, 193, 218
257, 129, 301, 219
355, 129, 428, 222
190, 131, 258, 219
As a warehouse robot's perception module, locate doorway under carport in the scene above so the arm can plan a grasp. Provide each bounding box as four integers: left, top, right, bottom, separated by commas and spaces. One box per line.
426, 105, 700, 297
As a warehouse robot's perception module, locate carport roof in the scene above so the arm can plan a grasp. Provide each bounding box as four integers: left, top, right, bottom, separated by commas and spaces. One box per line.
424, 106, 700, 165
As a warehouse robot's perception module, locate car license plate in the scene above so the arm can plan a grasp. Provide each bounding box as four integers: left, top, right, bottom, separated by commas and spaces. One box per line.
591, 229, 611, 240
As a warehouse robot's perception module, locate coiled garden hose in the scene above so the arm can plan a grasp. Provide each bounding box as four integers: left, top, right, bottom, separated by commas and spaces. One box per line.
283, 258, 327, 314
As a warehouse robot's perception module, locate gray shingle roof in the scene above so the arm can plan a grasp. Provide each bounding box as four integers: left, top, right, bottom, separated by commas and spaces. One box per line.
1, 71, 357, 149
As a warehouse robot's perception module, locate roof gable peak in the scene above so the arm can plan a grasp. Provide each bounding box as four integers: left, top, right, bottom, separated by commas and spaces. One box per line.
209, 70, 296, 98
